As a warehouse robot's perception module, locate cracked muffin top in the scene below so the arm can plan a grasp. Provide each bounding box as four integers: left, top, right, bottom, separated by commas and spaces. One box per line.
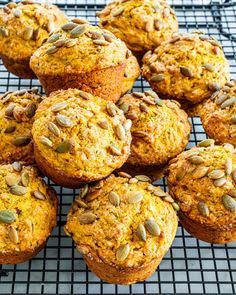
200, 81, 236, 145
65, 173, 178, 268
97, 0, 178, 53
117, 91, 191, 166
30, 21, 128, 75
32, 88, 131, 184
167, 141, 236, 230
142, 32, 230, 103
0, 88, 43, 164
0, 1, 67, 61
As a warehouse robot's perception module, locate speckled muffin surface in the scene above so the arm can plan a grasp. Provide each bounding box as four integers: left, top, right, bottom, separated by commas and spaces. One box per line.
167, 141, 236, 243
97, 0, 178, 54
200, 81, 236, 145
118, 91, 191, 166
0, 88, 43, 164
0, 163, 58, 264
142, 32, 230, 103
30, 21, 130, 101
65, 173, 178, 284
0, 1, 67, 78
32, 88, 131, 188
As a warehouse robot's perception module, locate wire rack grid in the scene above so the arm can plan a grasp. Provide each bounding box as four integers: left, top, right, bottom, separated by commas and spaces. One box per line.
0, 0, 236, 294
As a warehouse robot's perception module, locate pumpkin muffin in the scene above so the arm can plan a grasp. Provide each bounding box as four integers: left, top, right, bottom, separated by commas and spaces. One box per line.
64, 173, 178, 284
200, 80, 236, 145
97, 0, 178, 59
30, 21, 135, 102
117, 91, 191, 168
32, 88, 131, 188
167, 141, 236, 244
0, 88, 43, 164
142, 32, 230, 104
122, 51, 140, 95
0, 1, 67, 78
0, 163, 57, 264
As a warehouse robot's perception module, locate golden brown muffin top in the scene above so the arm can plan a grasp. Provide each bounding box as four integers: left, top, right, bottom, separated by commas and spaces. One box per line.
97, 0, 178, 53
65, 173, 178, 268
0, 164, 57, 253
117, 92, 191, 166
0, 1, 67, 61
142, 32, 230, 103
167, 142, 236, 230
30, 21, 129, 75
200, 81, 236, 144
32, 88, 131, 180
0, 88, 43, 164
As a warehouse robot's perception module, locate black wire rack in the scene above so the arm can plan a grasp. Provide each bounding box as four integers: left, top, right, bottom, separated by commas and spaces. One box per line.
0, 0, 236, 294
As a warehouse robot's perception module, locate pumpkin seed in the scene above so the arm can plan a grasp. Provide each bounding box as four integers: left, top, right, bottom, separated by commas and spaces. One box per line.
208, 82, 221, 91
55, 140, 74, 153
112, 7, 124, 17
48, 122, 61, 137
23, 27, 33, 40
51, 101, 68, 112
70, 25, 87, 37
76, 245, 89, 255
10, 185, 27, 196
79, 91, 90, 100
72, 18, 88, 24
145, 219, 161, 236
203, 63, 215, 72
129, 178, 138, 184
5, 174, 20, 186
192, 166, 209, 179
25, 102, 37, 118
163, 195, 174, 203
172, 202, 180, 211
154, 20, 163, 30
222, 194, 236, 212
231, 115, 236, 123
62, 22, 77, 31
13, 106, 24, 122
180, 66, 192, 77
155, 97, 163, 106
103, 33, 114, 42
98, 120, 109, 129
13, 8, 22, 17
140, 103, 149, 113
144, 90, 158, 98
198, 201, 209, 217
163, 7, 170, 17
223, 143, 234, 152
116, 124, 126, 141
132, 130, 149, 138
56, 114, 73, 127
47, 33, 61, 43
0, 27, 8, 37
86, 189, 101, 202
132, 92, 144, 98
126, 111, 138, 120
32, 28, 40, 41
188, 155, 204, 164
123, 119, 132, 131
46, 46, 58, 54
12, 161, 22, 172
213, 177, 227, 187
80, 184, 89, 199
0, 210, 16, 224
118, 171, 131, 178
9, 227, 19, 243
39, 136, 53, 148
145, 19, 154, 32
109, 191, 120, 206
4, 104, 15, 117
12, 136, 31, 147
176, 165, 187, 181
21, 172, 29, 187
169, 36, 180, 43
232, 168, 236, 182
54, 39, 67, 48
208, 169, 225, 179
116, 244, 130, 261
89, 30, 103, 40
64, 39, 77, 48
33, 191, 46, 200
109, 144, 122, 156
228, 189, 236, 198
4, 125, 16, 134
225, 158, 232, 175
150, 74, 165, 82
136, 224, 146, 241
79, 212, 97, 224
135, 175, 151, 182
106, 102, 117, 117
75, 198, 88, 209
221, 97, 236, 109
198, 139, 215, 147
153, 189, 167, 197
119, 102, 129, 114
128, 192, 143, 204
93, 39, 110, 46
211, 90, 220, 100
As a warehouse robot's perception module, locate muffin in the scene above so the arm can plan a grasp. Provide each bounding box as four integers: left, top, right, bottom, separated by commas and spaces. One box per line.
167, 141, 236, 244
97, 0, 178, 59
200, 80, 236, 145
64, 173, 178, 284
179, 100, 204, 117
142, 32, 230, 104
117, 91, 191, 167
0, 88, 43, 164
32, 88, 132, 188
0, 1, 67, 78
0, 163, 57, 264
30, 21, 136, 102
122, 51, 140, 95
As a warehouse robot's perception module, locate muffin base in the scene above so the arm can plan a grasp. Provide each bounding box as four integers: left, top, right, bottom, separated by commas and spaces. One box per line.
179, 211, 236, 244
1, 54, 36, 79
34, 63, 126, 102
83, 250, 163, 285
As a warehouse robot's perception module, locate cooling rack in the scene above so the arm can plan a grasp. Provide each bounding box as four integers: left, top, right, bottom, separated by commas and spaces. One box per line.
0, 0, 236, 294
